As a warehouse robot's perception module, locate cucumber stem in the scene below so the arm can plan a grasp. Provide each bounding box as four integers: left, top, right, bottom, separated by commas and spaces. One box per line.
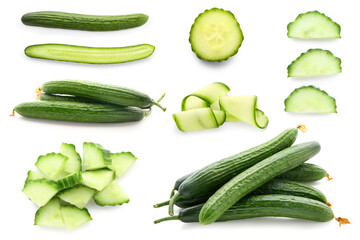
153, 200, 170, 208
297, 124, 307, 133
35, 87, 42, 100
10, 109, 15, 117
168, 193, 180, 216
326, 202, 332, 207
151, 93, 166, 112
145, 108, 152, 117
326, 173, 333, 181
154, 216, 179, 224
170, 188, 176, 198
335, 217, 350, 227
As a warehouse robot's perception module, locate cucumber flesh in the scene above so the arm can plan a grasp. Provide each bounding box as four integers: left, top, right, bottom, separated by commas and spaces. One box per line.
81, 169, 115, 191
61, 206, 92, 230
83, 142, 111, 171
189, 8, 244, 61
25, 43, 155, 64
93, 180, 130, 206
34, 197, 63, 227
173, 108, 219, 132
59, 143, 81, 174
109, 152, 137, 178
22, 179, 61, 207
288, 49, 341, 77
26, 170, 46, 181
285, 86, 337, 113
287, 11, 341, 39
57, 185, 96, 209
35, 153, 68, 180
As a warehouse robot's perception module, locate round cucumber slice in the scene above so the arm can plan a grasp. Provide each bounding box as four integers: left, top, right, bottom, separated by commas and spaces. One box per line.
189, 8, 244, 62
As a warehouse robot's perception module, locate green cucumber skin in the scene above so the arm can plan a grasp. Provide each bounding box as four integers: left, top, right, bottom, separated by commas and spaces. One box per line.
14, 101, 145, 123
199, 141, 321, 225
39, 93, 104, 104
179, 195, 333, 223
41, 80, 152, 109
22, 11, 148, 31
278, 163, 327, 182
178, 128, 299, 199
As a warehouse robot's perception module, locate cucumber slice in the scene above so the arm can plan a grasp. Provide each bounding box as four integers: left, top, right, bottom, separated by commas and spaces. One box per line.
58, 185, 96, 209
61, 205, 92, 230
56, 172, 82, 190
26, 170, 46, 181
59, 143, 81, 174
109, 152, 137, 178
81, 169, 115, 191
219, 96, 269, 128
288, 49, 341, 77
173, 108, 219, 132
83, 142, 111, 171
22, 179, 61, 207
284, 86, 337, 113
189, 8, 244, 62
35, 153, 68, 180
34, 197, 63, 227
93, 180, 129, 206
287, 11, 341, 39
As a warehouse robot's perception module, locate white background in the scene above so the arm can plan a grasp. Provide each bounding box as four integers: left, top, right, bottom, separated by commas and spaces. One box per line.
0, 0, 358, 239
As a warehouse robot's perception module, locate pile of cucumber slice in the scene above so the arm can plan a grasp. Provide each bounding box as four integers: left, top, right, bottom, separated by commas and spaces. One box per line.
22, 143, 137, 230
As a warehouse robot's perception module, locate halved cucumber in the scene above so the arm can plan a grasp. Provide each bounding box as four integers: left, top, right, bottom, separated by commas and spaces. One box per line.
57, 185, 96, 209
81, 169, 115, 191
34, 197, 63, 227
59, 143, 81, 174
83, 142, 111, 171
189, 8, 244, 62
288, 49, 341, 77
22, 179, 61, 207
35, 153, 68, 180
56, 172, 82, 190
287, 11, 341, 39
109, 152, 137, 178
61, 206, 92, 230
285, 86, 337, 113
93, 180, 130, 206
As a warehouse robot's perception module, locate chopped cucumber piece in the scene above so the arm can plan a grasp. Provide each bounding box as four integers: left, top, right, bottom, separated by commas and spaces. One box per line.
34, 197, 63, 227
56, 172, 82, 190
93, 180, 129, 206
109, 152, 137, 178
288, 49, 341, 77
60, 143, 81, 174
26, 170, 46, 181
35, 153, 68, 180
22, 179, 61, 207
284, 86, 337, 113
58, 185, 96, 209
61, 205, 92, 230
287, 11, 341, 39
81, 169, 115, 191
189, 8, 244, 61
173, 108, 219, 132
83, 142, 111, 171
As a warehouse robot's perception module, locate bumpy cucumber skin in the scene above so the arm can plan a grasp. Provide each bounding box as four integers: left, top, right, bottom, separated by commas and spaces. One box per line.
287, 11, 341, 39
179, 195, 334, 223
14, 101, 145, 123
40, 93, 104, 104
41, 80, 152, 109
189, 8, 244, 62
21, 11, 148, 31
277, 163, 327, 182
199, 141, 321, 225
178, 128, 299, 199
56, 172, 83, 190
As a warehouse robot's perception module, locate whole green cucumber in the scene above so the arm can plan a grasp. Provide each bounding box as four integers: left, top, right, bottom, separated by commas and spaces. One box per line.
14, 101, 145, 123
199, 141, 321, 225
278, 163, 328, 181
39, 93, 103, 104
21, 11, 149, 31
41, 80, 165, 111
154, 195, 334, 224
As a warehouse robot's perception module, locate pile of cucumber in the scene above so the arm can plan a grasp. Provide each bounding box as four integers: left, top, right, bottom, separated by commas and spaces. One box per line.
22, 142, 137, 230
154, 126, 348, 225
14, 79, 165, 123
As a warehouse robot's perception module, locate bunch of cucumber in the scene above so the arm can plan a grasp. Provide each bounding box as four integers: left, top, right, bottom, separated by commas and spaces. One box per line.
154, 126, 348, 225
14, 79, 166, 123
22, 142, 137, 230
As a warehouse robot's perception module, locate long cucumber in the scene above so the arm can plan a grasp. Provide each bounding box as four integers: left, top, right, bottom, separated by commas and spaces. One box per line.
39, 93, 103, 104
199, 141, 321, 225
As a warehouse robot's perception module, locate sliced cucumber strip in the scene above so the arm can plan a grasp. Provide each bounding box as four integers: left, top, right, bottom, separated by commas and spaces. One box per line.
109, 152, 137, 178
22, 179, 61, 207
219, 96, 268, 128
34, 197, 63, 227
93, 180, 130, 206
173, 108, 219, 132
60, 143, 81, 174
26, 170, 46, 181
83, 142, 111, 171
58, 185, 96, 209
56, 172, 82, 190
284, 86, 337, 113
288, 49, 341, 77
81, 169, 115, 191
287, 11, 341, 39
35, 153, 68, 180
189, 8, 244, 61
61, 205, 92, 230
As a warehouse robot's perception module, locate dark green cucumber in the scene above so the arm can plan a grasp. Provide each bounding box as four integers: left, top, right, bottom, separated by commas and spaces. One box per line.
41, 80, 165, 111
39, 93, 104, 104
278, 163, 328, 182
14, 101, 146, 123
25, 43, 155, 64
21, 11, 148, 31
155, 195, 334, 224
199, 141, 321, 225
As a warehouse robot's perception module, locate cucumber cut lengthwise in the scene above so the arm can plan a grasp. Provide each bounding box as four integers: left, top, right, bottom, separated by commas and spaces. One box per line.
22, 11, 149, 31
288, 49, 341, 77
82, 142, 111, 171
285, 86, 337, 113
61, 206, 92, 231
93, 180, 130, 206
189, 8, 244, 62
34, 197, 64, 227
25, 43, 155, 64
287, 11, 341, 39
